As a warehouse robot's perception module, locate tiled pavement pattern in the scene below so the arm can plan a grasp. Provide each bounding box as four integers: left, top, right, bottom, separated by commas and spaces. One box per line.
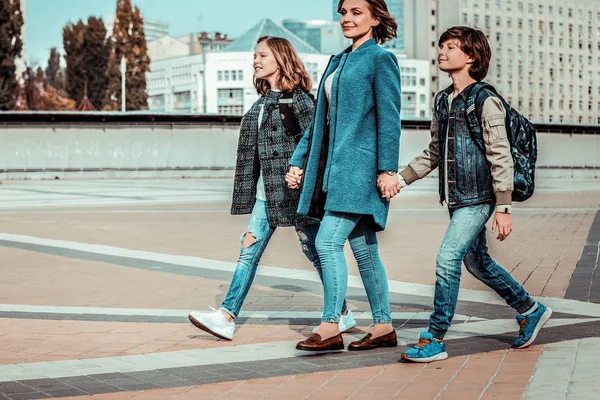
0, 178, 599, 399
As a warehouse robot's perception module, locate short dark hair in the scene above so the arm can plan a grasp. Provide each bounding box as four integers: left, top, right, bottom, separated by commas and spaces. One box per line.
337, 0, 398, 44
438, 26, 491, 81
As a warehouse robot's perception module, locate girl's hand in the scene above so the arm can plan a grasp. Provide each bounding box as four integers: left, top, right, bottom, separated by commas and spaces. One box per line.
286, 166, 304, 189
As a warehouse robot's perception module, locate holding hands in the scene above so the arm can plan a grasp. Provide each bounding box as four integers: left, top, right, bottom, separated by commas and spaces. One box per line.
286, 166, 304, 189
287, 167, 402, 202
377, 172, 401, 202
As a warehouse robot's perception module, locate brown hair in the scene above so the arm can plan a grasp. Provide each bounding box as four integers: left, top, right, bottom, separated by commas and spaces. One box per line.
438, 26, 491, 81
337, 0, 397, 44
253, 36, 312, 96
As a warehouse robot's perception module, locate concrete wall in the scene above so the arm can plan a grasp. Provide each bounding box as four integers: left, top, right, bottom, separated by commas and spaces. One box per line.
0, 123, 240, 180
0, 118, 598, 180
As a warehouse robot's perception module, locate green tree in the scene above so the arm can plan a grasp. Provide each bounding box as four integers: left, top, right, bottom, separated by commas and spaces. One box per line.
104, 0, 151, 111
128, 6, 150, 110
63, 17, 110, 109
45, 47, 64, 91
82, 17, 110, 109
63, 20, 86, 104
0, 0, 24, 110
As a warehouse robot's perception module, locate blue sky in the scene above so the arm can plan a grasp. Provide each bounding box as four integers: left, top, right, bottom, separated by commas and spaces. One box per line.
26, 0, 333, 65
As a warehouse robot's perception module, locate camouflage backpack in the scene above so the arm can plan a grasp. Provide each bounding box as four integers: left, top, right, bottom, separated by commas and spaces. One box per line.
465, 82, 538, 202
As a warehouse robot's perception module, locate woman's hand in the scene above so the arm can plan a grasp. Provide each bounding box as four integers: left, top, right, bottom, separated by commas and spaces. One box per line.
377, 173, 401, 202
286, 166, 304, 189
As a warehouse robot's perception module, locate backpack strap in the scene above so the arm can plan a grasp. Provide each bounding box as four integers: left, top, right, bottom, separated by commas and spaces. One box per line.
433, 86, 451, 119
278, 91, 302, 143
465, 82, 504, 152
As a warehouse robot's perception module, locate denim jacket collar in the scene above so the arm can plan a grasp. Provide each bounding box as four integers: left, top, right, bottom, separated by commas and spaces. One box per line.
440, 81, 482, 104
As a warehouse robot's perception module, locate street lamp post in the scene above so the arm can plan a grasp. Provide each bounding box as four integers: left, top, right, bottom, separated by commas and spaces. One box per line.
120, 57, 126, 112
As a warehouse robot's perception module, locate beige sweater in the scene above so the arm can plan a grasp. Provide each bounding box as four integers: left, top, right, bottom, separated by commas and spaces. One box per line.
400, 97, 514, 205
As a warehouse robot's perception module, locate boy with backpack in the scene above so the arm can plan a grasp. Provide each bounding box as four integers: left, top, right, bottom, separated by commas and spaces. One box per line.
395, 26, 551, 362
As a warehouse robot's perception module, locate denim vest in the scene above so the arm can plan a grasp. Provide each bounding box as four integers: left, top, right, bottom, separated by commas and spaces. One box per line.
436, 85, 494, 207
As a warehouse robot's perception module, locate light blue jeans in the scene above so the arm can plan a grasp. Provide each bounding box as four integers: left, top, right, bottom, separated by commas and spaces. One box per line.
316, 211, 392, 325
220, 200, 347, 318
429, 202, 535, 339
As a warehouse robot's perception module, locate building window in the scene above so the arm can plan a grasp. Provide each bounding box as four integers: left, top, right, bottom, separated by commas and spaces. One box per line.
218, 105, 244, 115
173, 91, 191, 112
238, 70, 244, 80
217, 88, 244, 115
149, 95, 165, 112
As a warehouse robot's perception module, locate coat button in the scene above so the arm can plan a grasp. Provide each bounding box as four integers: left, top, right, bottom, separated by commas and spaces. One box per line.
273, 151, 279, 157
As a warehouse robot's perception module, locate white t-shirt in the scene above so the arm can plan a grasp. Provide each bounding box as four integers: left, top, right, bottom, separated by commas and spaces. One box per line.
255, 90, 281, 201
324, 69, 338, 119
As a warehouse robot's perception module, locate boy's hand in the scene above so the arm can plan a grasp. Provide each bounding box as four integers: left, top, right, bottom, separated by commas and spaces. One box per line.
286, 166, 303, 189
492, 212, 512, 241
377, 173, 401, 202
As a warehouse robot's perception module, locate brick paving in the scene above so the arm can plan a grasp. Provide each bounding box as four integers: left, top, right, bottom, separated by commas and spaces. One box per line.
0, 178, 598, 399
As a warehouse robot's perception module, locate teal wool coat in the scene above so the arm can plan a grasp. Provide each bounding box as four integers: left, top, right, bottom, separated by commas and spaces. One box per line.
289, 39, 401, 230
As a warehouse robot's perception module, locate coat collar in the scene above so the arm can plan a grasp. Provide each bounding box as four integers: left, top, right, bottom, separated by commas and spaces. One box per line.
440, 81, 481, 102
338, 37, 377, 56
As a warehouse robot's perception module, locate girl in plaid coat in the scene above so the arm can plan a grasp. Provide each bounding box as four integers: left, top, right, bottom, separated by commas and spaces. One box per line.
188, 36, 354, 341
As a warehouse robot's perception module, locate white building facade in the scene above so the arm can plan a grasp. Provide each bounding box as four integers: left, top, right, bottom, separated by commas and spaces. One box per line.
404, 0, 600, 124
146, 52, 331, 115
147, 18, 429, 118
398, 57, 431, 119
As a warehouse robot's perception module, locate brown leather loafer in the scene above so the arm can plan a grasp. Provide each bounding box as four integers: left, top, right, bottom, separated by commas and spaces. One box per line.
348, 330, 398, 351
296, 333, 344, 351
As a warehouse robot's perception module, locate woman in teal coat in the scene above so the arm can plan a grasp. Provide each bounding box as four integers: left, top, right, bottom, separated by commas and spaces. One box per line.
287, 0, 402, 352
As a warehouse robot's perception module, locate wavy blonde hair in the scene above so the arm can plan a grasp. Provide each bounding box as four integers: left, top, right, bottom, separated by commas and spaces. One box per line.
254, 36, 312, 96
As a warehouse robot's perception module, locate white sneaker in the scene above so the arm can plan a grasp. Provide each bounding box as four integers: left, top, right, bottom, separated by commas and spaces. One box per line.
188, 307, 235, 340
312, 309, 357, 333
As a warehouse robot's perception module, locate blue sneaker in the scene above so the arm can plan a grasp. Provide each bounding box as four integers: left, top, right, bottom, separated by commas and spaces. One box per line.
401, 332, 448, 363
512, 303, 552, 349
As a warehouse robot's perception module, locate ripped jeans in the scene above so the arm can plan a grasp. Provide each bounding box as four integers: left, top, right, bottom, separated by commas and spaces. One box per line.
220, 199, 347, 319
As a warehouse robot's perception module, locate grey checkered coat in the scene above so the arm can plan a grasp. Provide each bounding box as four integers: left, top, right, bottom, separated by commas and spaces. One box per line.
231, 87, 317, 227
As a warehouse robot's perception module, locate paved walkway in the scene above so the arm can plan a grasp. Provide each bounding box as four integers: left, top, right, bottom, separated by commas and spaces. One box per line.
0, 178, 598, 399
